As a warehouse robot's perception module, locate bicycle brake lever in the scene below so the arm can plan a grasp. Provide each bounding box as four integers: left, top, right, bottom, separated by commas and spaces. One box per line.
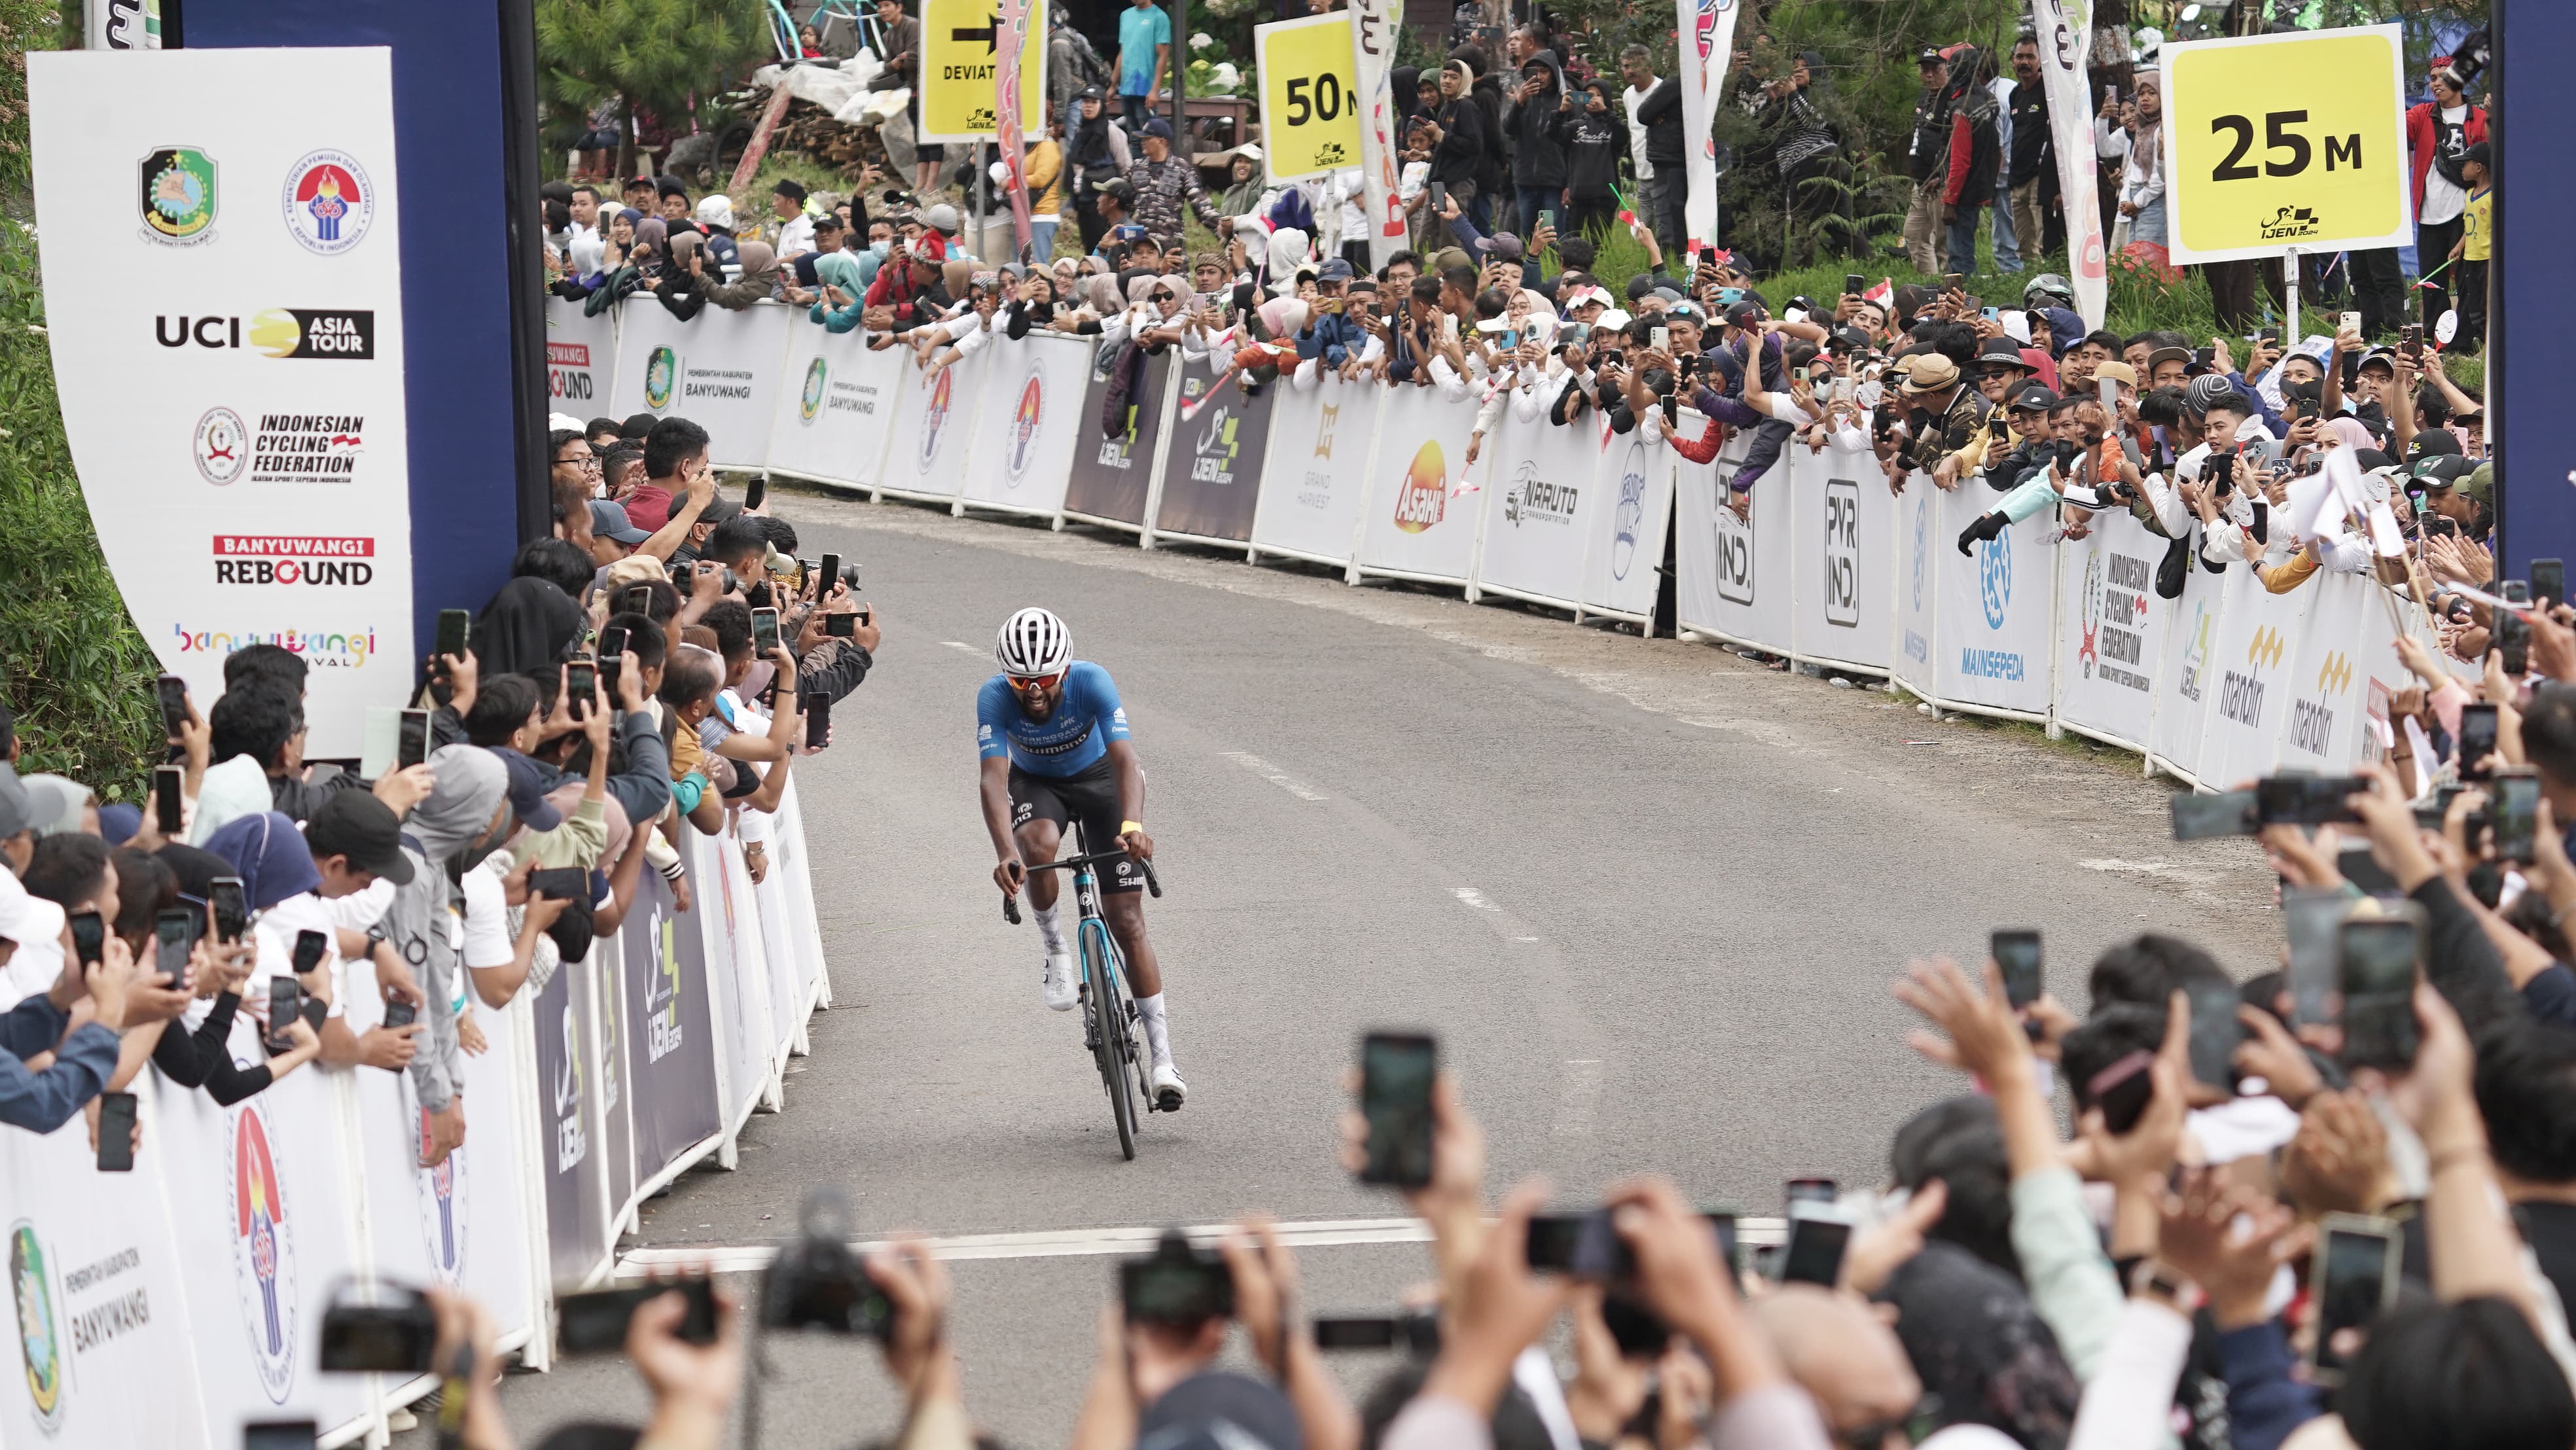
1002, 893, 1022, 925
1139, 858, 1162, 898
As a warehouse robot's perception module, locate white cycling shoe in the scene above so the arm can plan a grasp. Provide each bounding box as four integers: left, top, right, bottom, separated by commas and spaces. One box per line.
1149, 1062, 1187, 1111
1041, 951, 1077, 1012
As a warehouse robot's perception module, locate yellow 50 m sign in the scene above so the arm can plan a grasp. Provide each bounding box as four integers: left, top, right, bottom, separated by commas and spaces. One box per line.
2159, 24, 2410, 264
1255, 12, 1363, 183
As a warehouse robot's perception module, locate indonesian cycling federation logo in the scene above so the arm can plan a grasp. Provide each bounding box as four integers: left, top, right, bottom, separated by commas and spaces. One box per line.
400, 1074, 467, 1286
139, 145, 218, 245
228, 1099, 299, 1404
194, 406, 250, 485
280, 150, 374, 256
1005, 368, 1045, 483
10, 1222, 65, 1434
799, 357, 828, 423
918, 364, 956, 473
1977, 523, 2012, 629
1611, 442, 1649, 579
1391, 441, 1446, 533
2079, 549, 2105, 679
643, 346, 679, 411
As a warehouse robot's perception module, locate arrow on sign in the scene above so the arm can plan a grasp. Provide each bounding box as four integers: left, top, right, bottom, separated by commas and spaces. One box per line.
952, 12, 999, 50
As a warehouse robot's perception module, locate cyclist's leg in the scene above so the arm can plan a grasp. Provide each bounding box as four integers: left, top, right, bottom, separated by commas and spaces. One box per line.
1007, 768, 1080, 1010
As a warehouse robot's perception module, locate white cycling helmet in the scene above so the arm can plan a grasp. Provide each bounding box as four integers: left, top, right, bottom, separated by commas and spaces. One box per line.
995, 607, 1072, 677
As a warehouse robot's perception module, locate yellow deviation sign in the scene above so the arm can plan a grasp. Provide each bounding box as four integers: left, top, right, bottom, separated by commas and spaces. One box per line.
2160, 24, 2410, 264
919, 0, 1048, 142
1255, 12, 1363, 183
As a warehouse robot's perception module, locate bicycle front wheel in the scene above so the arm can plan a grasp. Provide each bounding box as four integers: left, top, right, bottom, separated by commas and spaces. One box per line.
1082, 919, 1137, 1161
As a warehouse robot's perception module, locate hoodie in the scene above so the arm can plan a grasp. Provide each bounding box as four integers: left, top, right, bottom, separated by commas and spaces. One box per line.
1560, 86, 1622, 202
1507, 52, 1569, 190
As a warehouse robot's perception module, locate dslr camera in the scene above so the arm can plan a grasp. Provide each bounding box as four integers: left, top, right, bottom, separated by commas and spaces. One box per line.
759, 1188, 895, 1338
1121, 1229, 1234, 1325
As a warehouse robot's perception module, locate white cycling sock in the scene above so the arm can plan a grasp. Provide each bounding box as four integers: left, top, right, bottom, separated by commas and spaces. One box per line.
1033, 901, 1066, 956
1135, 992, 1172, 1069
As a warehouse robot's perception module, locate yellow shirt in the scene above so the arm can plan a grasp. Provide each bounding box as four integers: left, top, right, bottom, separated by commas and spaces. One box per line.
2463, 186, 2492, 261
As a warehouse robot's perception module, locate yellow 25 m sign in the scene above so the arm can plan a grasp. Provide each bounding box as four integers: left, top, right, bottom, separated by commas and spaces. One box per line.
2159, 25, 2410, 265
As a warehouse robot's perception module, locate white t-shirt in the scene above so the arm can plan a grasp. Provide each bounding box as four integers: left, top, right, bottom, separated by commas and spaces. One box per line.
456, 863, 516, 972
776, 211, 817, 257
248, 893, 346, 1021
1621, 82, 1658, 180
2418, 104, 2469, 225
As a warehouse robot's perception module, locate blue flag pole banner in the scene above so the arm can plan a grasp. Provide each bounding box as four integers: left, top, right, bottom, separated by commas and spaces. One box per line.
2492, 1, 2572, 578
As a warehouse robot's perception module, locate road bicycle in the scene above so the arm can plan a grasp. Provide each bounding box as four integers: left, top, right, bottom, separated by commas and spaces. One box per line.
1003, 845, 1164, 1160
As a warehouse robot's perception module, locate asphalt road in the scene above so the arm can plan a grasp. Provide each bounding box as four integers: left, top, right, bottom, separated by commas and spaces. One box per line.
416, 490, 2283, 1449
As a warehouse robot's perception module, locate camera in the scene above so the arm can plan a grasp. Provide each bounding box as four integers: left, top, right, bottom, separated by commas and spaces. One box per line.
1121, 1229, 1234, 1325
759, 1188, 894, 1338
674, 565, 742, 598
317, 1281, 439, 1373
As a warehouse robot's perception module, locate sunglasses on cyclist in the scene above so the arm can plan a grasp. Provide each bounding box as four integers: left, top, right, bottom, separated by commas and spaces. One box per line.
1008, 671, 1066, 691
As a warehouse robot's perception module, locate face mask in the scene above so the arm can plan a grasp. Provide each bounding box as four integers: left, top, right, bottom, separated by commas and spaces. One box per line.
868, 240, 892, 259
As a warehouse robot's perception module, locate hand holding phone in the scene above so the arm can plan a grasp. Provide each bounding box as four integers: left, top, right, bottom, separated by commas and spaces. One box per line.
96, 1091, 137, 1172
1357, 1032, 1437, 1188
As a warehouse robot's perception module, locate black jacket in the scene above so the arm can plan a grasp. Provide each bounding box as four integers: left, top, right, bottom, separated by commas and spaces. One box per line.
1560, 105, 1622, 201
1633, 78, 1683, 170
2006, 80, 2050, 186
1908, 84, 1951, 183
1507, 54, 1568, 190
1430, 95, 1488, 188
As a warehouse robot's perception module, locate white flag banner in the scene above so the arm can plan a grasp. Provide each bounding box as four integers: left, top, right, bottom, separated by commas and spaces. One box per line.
1673, 0, 1740, 253
2033, 0, 2108, 327
1350, 0, 1408, 269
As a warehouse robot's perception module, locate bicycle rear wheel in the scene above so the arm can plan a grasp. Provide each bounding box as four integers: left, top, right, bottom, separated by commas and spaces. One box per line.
1082, 919, 1138, 1160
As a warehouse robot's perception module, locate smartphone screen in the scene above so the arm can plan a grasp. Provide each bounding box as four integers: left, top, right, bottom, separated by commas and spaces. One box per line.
2495, 608, 2530, 675
2185, 979, 2243, 1089
743, 473, 767, 512
155, 909, 192, 986
751, 607, 781, 655
2494, 774, 2541, 863
1358, 1032, 1437, 1187
154, 673, 190, 739
397, 709, 431, 771
2088, 1049, 2156, 1135
2255, 775, 2369, 826
531, 867, 588, 902
2339, 916, 2421, 1070
383, 999, 418, 1029
557, 1281, 719, 1354
291, 928, 329, 976
1778, 1215, 1851, 1287
1844, 273, 1865, 296
1312, 1316, 1401, 1351
827, 611, 858, 638
435, 609, 471, 660
599, 624, 630, 663
2309, 1216, 2399, 1385
2283, 888, 2350, 1025
267, 978, 302, 1052
1992, 930, 2042, 1008
802, 690, 831, 750
2532, 559, 2565, 608
68, 909, 105, 967
2172, 788, 2257, 840
565, 662, 596, 720
817, 552, 843, 596
154, 764, 185, 836
2459, 704, 2499, 780
94, 1091, 136, 1171
620, 584, 653, 617
243, 1420, 320, 1450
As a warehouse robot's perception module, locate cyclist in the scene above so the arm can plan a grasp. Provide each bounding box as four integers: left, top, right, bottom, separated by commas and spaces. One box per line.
977, 607, 1185, 1110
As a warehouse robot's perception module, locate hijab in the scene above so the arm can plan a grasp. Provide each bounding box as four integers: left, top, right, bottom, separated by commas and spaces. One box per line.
1084, 274, 1123, 313
814, 249, 865, 298
731, 239, 778, 292
1878, 1242, 2080, 1450
1255, 296, 1310, 340
202, 811, 321, 911
632, 217, 668, 278
473, 575, 584, 677
1264, 227, 1310, 296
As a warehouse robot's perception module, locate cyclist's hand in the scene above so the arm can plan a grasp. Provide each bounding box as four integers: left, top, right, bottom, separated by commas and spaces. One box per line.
1118, 826, 1154, 862
994, 857, 1027, 896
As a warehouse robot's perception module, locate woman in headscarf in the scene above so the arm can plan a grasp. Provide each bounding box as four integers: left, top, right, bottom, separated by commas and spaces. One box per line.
382, 744, 512, 1161
1001, 267, 1067, 339
810, 250, 868, 332
705, 239, 779, 309
1216, 151, 1270, 224
1262, 226, 1312, 298
585, 214, 668, 316
654, 230, 712, 321
1877, 1240, 2081, 1450
472, 575, 584, 678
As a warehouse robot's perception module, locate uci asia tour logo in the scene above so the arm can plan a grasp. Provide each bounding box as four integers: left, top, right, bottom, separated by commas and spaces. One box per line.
643, 345, 679, 411
1006, 368, 1046, 483
10, 1222, 65, 1434
228, 1099, 299, 1404
280, 150, 374, 256
139, 145, 217, 245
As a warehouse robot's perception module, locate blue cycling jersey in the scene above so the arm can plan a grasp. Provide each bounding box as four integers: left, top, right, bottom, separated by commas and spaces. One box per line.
976, 661, 1131, 777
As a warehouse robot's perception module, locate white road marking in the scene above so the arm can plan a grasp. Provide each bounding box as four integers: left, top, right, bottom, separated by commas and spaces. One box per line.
2078, 857, 2219, 885
942, 641, 982, 655
1555, 1059, 1604, 1137
618, 1214, 1786, 1277
1452, 887, 1500, 911
1222, 751, 1327, 801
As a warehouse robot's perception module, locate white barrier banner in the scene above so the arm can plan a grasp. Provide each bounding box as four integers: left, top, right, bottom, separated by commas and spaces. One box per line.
1674, 425, 1792, 652
1786, 440, 1892, 672
1931, 481, 2054, 718
546, 303, 618, 415
766, 317, 904, 489
1478, 413, 1603, 609
769, 778, 832, 1016
1583, 428, 1675, 622
2051, 510, 2168, 749
2148, 553, 2227, 785
2196, 567, 2316, 787
2275, 570, 2384, 774
1249, 377, 1378, 567
1353, 387, 1482, 582
608, 302, 788, 469
694, 830, 781, 1131
1892, 479, 1941, 699
959, 334, 1088, 518
31, 48, 416, 760
874, 347, 982, 503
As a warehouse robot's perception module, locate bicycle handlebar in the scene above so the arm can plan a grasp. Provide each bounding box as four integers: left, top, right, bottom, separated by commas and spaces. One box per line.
999, 849, 1162, 924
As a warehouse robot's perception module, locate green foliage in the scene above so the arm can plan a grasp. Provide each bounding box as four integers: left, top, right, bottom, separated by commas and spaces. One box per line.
0, 1, 163, 797
535, 0, 771, 145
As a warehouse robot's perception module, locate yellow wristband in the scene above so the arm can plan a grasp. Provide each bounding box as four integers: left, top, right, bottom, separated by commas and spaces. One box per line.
1120, 820, 1143, 835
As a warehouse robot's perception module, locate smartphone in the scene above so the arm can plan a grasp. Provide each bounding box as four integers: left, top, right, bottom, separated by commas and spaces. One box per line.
2172, 788, 2258, 840
2493, 773, 2542, 864
2341, 310, 2361, 335
2283, 887, 2350, 1025
2185, 978, 2244, 1089
154, 763, 185, 836
1423, 179, 1445, 215
1651, 325, 1670, 351
2338, 910, 2424, 1072
2495, 605, 2530, 676
2255, 775, 2369, 827
243, 1421, 319, 1450
817, 552, 843, 597
1992, 929, 2042, 1008
2308, 1213, 2401, 1387
2401, 323, 2422, 366
743, 473, 767, 512
154, 908, 192, 986
2088, 1049, 2156, 1135
826, 611, 858, 638
1525, 1211, 1631, 1279
1778, 1213, 1851, 1288
554, 660, 592, 724
1313, 1312, 1439, 1354
266, 978, 302, 1053
802, 690, 830, 751
68, 908, 105, 968
435, 608, 471, 662
2532, 558, 2565, 609
1942, 272, 1964, 293
210, 876, 249, 943
397, 708, 431, 771
154, 673, 190, 741
1358, 1031, 1437, 1188
1442, 313, 1458, 342
291, 928, 329, 976
557, 1279, 720, 1354
317, 1290, 439, 1371
94, 1091, 135, 1171
620, 584, 653, 617
2458, 703, 2499, 781
382, 999, 418, 1029
530, 866, 588, 902
752, 607, 782, 656
598, 626, 628, 697
1844, 273, 1865, 296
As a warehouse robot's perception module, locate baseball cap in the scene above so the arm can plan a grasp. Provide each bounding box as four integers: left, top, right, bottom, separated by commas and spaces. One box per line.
698, 497, 747, 528
2184, 374, 2236, 416
589, 499, 652, 545
1098, 178, 1137, 205
2011, 382, 2060, 412
1079, 83, 1104, 99
2356, 345, 2398, 372
2460, 461, 2494, 508
304, 791, 416, 886
1918, 46, 1944, 65
2092, 360, 2138, 387
1477, 231, 1526, 262
1316, 256, 1355, 282
2412, 453, 2476, 487
923, 202, 962, 234
1723, 299, 1761, 328
2143, 344, 2191, 375
491, 748, 565, 833
1901, 354, 1961, 393
1141, 117, 1175, 141
21, 774, 91, 838
2405, 429, 2463, 463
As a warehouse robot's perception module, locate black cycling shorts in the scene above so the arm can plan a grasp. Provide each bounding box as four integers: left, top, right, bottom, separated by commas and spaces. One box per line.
1008, 759, 1144, 894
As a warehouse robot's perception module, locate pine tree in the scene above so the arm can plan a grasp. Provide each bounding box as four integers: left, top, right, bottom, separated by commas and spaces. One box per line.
537, 0, 772, 175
